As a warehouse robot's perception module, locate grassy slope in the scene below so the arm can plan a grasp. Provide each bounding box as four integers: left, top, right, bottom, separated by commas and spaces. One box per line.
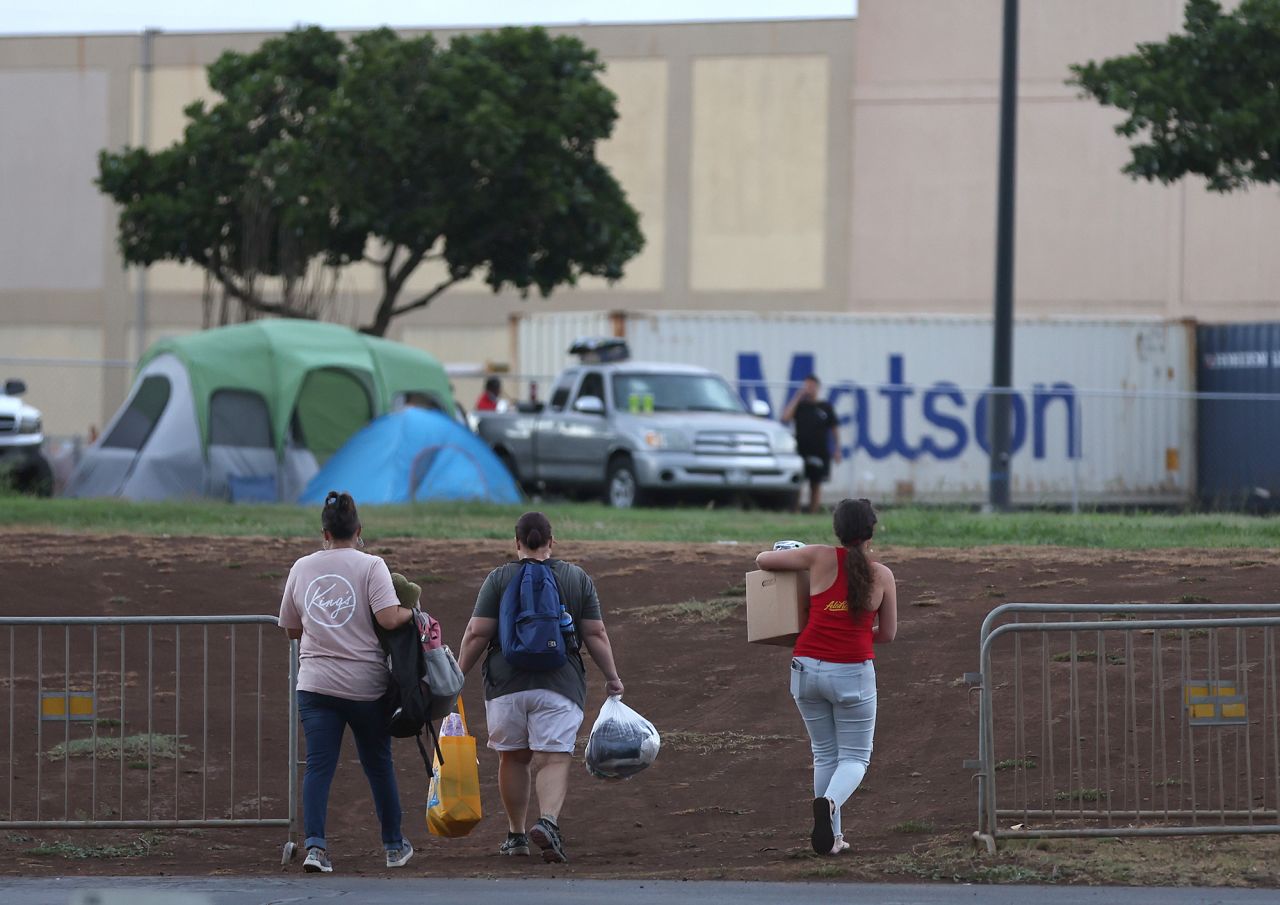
3, 497, 1279, 548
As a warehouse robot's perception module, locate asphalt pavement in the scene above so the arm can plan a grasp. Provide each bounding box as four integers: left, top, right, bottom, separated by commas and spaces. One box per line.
2, 878, 1275, 905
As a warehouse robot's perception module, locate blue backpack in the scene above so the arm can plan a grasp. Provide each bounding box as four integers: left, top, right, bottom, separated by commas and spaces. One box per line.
499, 560, 568, 672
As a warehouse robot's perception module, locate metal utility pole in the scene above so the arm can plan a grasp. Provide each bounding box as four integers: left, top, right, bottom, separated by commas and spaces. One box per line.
989, 0, 1018, 511
134, 27, 159, 363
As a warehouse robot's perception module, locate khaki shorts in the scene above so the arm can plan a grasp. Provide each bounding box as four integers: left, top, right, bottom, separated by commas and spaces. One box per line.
484, 689, 584, 754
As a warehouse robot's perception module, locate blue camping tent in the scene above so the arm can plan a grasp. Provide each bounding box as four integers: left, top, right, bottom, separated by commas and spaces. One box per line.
299, 408, 522, 505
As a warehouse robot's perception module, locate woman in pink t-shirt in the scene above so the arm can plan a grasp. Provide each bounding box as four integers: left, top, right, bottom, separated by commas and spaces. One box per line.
278, 491, 415, 875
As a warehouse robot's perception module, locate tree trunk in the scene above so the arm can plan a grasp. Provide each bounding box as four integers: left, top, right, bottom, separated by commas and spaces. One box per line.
360, 272, 468, 336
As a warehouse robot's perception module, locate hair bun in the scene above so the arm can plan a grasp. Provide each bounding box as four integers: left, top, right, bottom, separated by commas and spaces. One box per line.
325, 490, 356, 512
320, 491, 360, 540
514, 511, 553, 551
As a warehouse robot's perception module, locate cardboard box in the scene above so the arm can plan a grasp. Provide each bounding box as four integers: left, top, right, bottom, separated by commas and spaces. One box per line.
745, 569, 809, 646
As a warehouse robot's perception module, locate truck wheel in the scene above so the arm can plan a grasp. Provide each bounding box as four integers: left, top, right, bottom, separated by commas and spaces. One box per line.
605, 458, 644, 509
755, 491, 800, 512
495, 449, 520, 483
5, 453, 53, 497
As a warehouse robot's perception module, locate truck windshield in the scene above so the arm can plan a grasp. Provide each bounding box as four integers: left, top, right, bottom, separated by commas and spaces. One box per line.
611, 373, 745, 414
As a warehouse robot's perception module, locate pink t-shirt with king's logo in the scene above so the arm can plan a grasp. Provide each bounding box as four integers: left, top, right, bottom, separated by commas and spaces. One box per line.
277, 548, 399, 700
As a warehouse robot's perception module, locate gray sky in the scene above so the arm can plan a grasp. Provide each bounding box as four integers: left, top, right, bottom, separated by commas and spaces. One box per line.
2, 2, 856, 35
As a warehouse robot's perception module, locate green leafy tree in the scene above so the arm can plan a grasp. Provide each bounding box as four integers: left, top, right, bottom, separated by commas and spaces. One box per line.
1069, 0, 1280, 192
97, 26, 644, 334
98, 28, 360, 323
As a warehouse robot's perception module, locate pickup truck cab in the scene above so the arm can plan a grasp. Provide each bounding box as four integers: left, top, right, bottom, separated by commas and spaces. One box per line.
476, 358, 803, 508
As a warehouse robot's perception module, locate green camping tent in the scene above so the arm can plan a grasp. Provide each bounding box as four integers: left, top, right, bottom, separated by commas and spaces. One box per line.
67, 320, 455, 501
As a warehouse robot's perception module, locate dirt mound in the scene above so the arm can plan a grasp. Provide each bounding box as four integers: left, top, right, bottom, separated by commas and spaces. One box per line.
1, 533, 1277, 880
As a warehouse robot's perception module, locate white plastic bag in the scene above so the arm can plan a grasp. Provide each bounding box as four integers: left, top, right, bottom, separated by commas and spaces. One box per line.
439, 711, 465, 737
584, 695, 660, 780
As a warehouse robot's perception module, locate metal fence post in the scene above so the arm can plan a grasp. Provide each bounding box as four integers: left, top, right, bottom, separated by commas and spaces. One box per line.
283, 637, 300, 864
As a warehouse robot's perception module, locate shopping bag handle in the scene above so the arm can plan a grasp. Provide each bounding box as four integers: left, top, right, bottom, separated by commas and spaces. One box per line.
454, 697, 480, 765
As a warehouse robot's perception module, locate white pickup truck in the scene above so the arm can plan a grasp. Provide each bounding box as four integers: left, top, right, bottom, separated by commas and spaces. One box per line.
0, 378, 52, 495
475, 346, 804, 508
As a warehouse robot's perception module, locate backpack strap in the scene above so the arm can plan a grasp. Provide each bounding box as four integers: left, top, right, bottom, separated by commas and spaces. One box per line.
417, 719, 443, 773
428, 717, 444, 764
415, 703, 453, 772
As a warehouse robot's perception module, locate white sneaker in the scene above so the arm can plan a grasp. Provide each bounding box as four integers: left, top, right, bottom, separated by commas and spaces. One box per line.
386, 839, 414, 868
303, 846, 333, 873
830, 833, 850, 855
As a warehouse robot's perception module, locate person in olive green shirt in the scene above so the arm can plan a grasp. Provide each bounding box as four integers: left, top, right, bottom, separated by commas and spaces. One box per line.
457, 511, 624, 864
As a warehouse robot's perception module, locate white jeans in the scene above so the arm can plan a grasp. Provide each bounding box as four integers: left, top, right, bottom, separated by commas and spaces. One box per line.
790, 657, 877, 836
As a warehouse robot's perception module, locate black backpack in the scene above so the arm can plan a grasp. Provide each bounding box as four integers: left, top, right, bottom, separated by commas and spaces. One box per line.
372, 611, 443, 772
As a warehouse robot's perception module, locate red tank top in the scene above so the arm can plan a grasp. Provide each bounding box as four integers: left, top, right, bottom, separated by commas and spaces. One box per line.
792, 548, 876, 662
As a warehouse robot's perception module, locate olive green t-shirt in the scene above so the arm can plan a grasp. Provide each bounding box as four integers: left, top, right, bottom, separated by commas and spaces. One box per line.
473, 559, 603, 709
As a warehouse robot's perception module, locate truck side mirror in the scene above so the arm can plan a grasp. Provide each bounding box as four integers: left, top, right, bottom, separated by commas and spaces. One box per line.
749, 399, 771, 418
573, 396, 605, 415
4, 379, 26, 396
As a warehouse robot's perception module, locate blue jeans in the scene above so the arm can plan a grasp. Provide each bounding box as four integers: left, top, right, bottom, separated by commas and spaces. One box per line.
297, 690, 404, 851
790, 657, 877, 837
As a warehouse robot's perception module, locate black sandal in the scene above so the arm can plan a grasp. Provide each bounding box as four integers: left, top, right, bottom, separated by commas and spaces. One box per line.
810, 797, 835, 855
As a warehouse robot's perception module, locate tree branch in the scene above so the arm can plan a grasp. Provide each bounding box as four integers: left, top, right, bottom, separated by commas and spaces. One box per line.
380, 244, 400, 289
390, 271, 469, 317
386, 247, 420, 289
205, 252, 311, 319
360, 245, 447, 335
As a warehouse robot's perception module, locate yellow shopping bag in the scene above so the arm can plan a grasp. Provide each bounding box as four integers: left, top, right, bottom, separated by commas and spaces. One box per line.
426, 698, 483, 838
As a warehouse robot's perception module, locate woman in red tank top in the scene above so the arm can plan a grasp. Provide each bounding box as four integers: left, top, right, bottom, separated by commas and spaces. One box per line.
755, 499, 898, 855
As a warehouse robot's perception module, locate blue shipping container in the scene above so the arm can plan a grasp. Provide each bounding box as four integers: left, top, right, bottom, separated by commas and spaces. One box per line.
1196, 323, 1280, 509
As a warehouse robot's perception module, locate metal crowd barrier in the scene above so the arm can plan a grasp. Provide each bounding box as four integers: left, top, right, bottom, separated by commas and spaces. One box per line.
970, 603, 1280, 852
0, 616, 299, 863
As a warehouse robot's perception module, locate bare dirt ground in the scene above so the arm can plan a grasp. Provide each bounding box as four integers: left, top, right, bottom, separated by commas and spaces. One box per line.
2, 532, 1279, 884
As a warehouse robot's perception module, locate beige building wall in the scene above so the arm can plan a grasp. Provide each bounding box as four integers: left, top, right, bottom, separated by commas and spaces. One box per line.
850, 0, 1280, 318
4, 6, 1280, 439
581, 58, 668, 293
690, 55, 829, 292
122, 22, 848, 307
0, 19, 856, 436
0, 69, 109, 294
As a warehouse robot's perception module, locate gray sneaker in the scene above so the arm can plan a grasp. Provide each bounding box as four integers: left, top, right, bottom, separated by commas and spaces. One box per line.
303, 846, 333, 873
385, 839, 414, 868
528, 817, 568, 864
499, 832, 530, 856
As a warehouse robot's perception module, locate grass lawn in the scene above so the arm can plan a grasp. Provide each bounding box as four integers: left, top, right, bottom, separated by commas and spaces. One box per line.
3, 497, 1279, 548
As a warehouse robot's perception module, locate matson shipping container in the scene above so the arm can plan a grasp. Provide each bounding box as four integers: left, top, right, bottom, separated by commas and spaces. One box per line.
516, 312, 1197, 506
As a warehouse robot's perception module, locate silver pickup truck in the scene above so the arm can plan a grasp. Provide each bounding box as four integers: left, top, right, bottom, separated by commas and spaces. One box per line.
475, 359, 804, 508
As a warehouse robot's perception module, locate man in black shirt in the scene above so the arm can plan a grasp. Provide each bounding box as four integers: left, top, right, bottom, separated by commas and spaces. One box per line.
782, 374, 842, 513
